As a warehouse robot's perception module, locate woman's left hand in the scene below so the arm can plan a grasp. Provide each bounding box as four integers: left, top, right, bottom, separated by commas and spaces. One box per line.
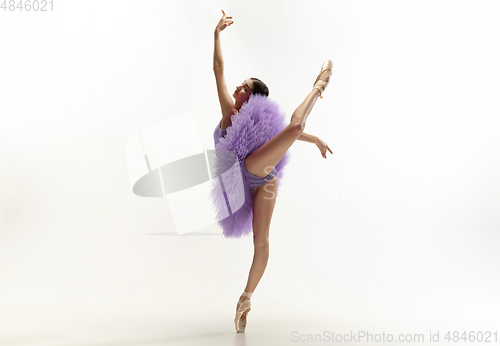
316, 137, 333, 159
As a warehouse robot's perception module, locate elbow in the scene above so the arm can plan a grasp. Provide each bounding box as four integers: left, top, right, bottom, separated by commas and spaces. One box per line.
213, 63, 223, 71
289, 121, 304, 136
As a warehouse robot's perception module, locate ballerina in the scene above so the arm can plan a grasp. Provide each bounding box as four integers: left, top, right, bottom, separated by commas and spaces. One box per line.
212, 10, 333, 333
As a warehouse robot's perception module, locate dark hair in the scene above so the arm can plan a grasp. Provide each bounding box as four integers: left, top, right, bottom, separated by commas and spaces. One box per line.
250, 77, 269, 97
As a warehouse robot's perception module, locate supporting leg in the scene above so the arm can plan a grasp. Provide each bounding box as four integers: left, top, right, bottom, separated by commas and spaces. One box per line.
241, 176, 279, 297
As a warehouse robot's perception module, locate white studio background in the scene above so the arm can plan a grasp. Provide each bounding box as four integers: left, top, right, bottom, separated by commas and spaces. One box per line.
0, 0, 499, 345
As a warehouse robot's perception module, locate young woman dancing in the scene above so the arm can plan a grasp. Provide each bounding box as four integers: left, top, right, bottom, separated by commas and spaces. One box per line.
212, 10, 333, 333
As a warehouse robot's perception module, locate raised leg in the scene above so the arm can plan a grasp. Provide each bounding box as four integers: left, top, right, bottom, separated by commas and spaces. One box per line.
245, 87, 321, 178
241, 176, 279, 296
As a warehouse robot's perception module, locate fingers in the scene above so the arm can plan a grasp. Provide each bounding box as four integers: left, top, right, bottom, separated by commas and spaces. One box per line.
321, 146, 333, 159
220, 10, 234, 27
221, 10, 232, 19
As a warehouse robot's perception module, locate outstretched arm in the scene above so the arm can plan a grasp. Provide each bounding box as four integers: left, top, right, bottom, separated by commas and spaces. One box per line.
298, 132, 333, 159
297, 132, 318, 144
213, 10, 236, 120
213, 10, 233, 69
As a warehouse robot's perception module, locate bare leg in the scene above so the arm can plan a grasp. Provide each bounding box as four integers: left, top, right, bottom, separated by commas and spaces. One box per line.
245, 86, 322, 178
239, 176, 279, 305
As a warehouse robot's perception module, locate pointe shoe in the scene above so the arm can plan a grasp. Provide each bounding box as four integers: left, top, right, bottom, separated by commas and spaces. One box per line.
234, 291, 252, 333
312, 59, 333, 99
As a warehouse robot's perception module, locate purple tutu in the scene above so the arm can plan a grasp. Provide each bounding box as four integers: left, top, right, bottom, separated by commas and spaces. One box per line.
209, 93, 291, 239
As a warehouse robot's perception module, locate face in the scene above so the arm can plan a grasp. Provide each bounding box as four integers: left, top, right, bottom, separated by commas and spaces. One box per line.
233, 78, 254, 105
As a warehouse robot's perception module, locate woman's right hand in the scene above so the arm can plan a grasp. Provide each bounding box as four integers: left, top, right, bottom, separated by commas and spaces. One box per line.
316, 137, 333, 159
215, 10, 233, 34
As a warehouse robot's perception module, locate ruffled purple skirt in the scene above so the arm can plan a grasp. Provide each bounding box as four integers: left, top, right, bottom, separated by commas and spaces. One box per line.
209, 94, 291, 239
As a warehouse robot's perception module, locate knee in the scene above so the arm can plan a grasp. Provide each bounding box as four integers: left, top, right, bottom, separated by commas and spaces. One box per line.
288, 121, 304, 136
253, 235, 269, 250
